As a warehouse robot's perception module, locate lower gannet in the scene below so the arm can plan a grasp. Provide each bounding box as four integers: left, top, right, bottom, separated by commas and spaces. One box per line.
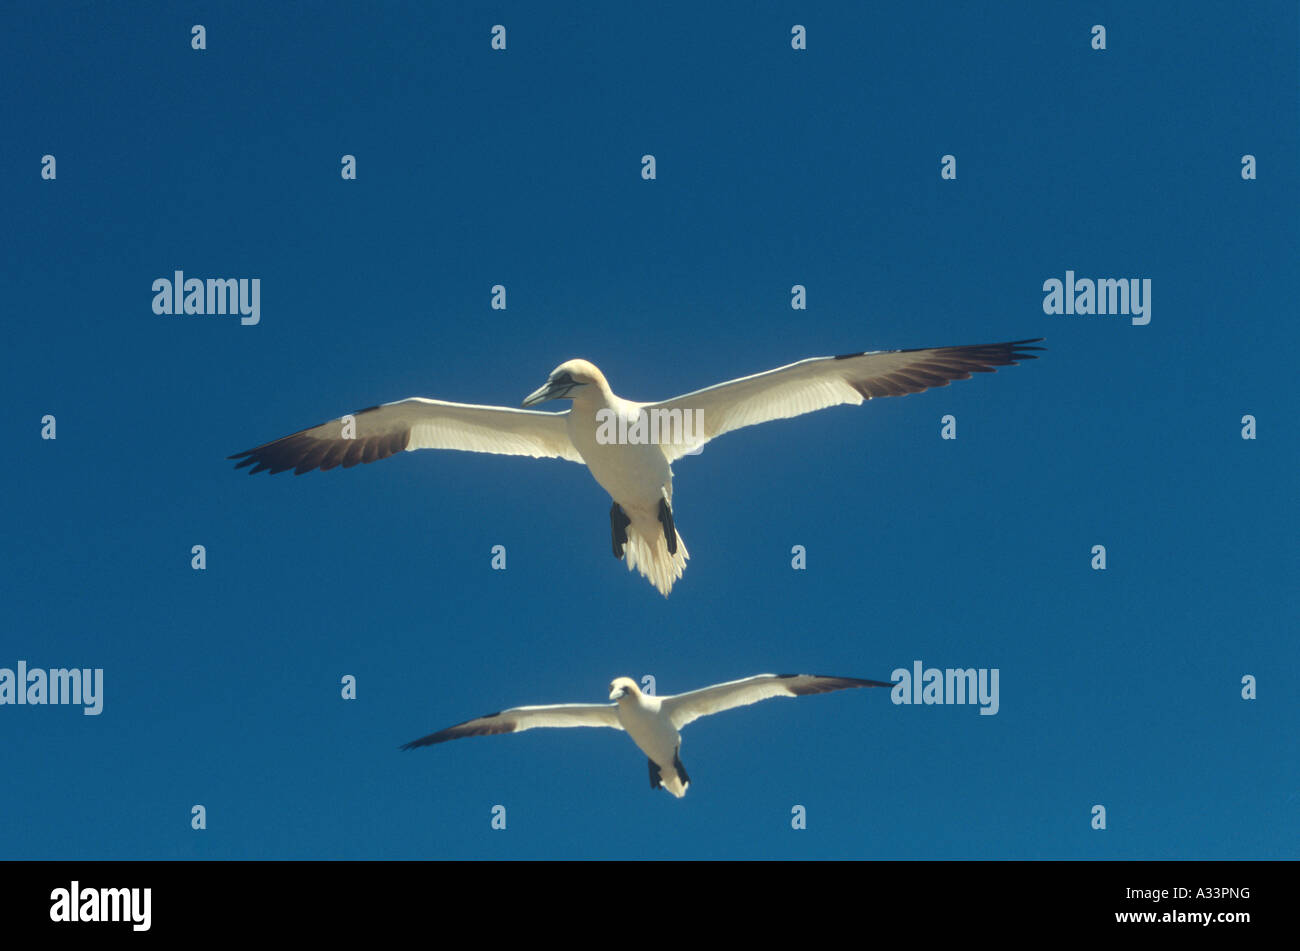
231, 339, 1043, 595
400, 673, 895, 798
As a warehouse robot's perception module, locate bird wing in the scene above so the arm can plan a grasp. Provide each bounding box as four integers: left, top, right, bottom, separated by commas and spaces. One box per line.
230, 397, 583, 474
661, 673, 895, 730
648, 339, 1043, 462
400, 702, 623, 750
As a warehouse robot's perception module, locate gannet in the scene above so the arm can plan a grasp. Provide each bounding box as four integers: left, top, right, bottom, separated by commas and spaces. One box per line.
400, 673, 895, 797
230, 339, 1042, 595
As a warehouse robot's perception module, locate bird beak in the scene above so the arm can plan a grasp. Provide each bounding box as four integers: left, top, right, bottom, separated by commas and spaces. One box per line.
522, 379, 583, 407
521, 382, 556, 407
609, 687, 625, 701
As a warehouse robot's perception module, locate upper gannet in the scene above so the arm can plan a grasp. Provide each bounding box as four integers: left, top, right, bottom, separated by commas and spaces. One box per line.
231, 339, 1043, 595
401, 673, 895, 798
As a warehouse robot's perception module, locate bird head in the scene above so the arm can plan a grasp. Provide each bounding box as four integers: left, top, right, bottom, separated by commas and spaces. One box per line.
522, 360, 605, 407
609, 676, 640, 702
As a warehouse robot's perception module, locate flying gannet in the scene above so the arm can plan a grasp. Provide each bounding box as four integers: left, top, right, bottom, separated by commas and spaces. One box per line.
400, 673, 895, 797
230, 339, 1043, 595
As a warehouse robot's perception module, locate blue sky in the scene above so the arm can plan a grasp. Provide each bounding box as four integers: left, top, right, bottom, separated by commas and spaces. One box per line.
2, 2, 1295, 859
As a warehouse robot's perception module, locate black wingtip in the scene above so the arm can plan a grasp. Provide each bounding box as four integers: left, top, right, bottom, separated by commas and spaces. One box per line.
836, 336, 1046, 362
229, 447, 274, 473
778, 673, 899, 691
1005, 337, 1046, 358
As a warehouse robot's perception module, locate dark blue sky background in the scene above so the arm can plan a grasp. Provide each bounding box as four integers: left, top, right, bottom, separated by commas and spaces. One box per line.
2, 2, 1295, 859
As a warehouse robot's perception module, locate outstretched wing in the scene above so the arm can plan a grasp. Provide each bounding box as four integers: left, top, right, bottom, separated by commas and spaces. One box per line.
649, 339, 1043, 461
400, 703, 623, 750
231, 397, 583, 475
661, 673, 894, 730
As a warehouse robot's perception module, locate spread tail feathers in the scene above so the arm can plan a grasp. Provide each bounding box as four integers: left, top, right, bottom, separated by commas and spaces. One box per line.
648, 754, 690, 797
663, 752, 690, 798
622, 521, 689, 597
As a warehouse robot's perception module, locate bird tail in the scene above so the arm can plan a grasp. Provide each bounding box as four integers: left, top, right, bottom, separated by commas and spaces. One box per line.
659, 751, 690, 798
660, 773, 689, 798
623, 520, 689, 597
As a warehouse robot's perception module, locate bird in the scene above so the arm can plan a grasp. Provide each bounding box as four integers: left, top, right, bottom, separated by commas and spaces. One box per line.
230, 339, 1043, 595
400, 673, 896, 798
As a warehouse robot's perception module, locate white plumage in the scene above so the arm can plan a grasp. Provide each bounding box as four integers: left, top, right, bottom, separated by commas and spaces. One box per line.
231, 339, 1042, 595
401, 673, 895, 798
